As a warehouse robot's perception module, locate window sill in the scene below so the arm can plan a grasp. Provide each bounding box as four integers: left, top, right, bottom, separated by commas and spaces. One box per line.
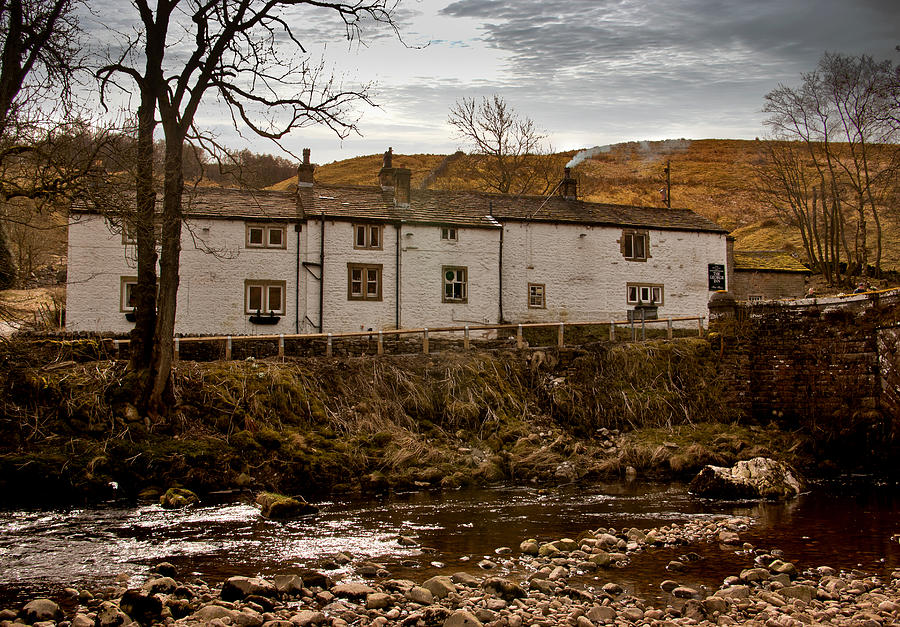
249, 314, 281, 325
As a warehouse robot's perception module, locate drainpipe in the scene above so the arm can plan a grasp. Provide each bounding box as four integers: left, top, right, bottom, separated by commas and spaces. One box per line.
319, 214, 325, 333
395, 222, 401, 329
494, 201, 504, 323
294, 223, 301, 333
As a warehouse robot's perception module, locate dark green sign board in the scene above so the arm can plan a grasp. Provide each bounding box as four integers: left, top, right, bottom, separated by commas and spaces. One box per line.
708, 263, 726, 291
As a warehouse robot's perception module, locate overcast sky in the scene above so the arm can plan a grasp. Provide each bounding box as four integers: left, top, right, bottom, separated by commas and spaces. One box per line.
89, 0, 900, 165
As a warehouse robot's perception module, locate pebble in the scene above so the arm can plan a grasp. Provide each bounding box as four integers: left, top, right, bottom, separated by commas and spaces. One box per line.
8, 517, 900, 627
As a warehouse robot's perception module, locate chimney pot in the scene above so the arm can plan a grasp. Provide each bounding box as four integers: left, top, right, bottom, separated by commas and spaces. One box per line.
394, 168, 411, 207
297, 147, 315, 187
559, 168, 577, 200
378, 147, 396, 190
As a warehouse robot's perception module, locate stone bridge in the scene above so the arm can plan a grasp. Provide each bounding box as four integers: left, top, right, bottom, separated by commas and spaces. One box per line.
709, 289, 900, 457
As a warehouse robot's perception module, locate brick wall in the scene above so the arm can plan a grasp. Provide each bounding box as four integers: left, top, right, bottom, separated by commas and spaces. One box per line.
710, 290, 900, 440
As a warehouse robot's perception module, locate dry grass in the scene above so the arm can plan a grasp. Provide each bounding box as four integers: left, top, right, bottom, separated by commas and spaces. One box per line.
289, 139, 898, 271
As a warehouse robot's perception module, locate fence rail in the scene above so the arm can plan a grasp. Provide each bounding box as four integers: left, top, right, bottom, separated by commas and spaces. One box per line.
102, 316, 705, 361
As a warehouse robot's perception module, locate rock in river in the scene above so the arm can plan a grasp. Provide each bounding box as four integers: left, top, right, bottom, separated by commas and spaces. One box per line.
256, 492, 318, 519
689, 456, 802, 500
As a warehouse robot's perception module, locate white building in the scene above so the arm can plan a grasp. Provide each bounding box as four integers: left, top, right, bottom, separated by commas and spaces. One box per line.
66, 150, 729, 335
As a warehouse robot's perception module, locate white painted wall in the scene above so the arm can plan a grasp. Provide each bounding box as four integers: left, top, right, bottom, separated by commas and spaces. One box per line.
67, 211, 726, 337
399, 223, 500, 330
66, 214, 299, 335
301, 219, 399, 333
500, 222, 727, 324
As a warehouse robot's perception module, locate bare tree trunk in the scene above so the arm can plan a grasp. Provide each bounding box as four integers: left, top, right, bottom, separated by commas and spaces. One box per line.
147, 133, 184, 414
128, 98, 158, 376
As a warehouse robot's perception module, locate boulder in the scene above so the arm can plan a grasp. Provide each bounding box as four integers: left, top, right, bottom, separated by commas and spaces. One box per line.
689, 457, 802, 500
119, 589, 163, 626
332, 582, 376, 600
20, 599, 62, 623
255, 492, 318, 519
443, 610, 483, 627
160, 487, 199, 509
482, 577, 527, 601
221, 576, 277, 601
422, 575, 456, 599
273, 574, 304, 596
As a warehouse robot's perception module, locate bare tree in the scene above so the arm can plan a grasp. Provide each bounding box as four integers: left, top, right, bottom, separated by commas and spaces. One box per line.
97, 0, 402, 416
761, 53, 900, 283
448, 94, 556, 195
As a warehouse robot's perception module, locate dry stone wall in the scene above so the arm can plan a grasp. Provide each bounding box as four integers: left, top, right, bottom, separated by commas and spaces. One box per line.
710, 290, 900, 459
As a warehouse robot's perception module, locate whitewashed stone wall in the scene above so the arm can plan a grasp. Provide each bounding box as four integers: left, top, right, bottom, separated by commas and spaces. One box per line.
301, 219, 400, 333
500, 222, 727, 324
68, 211, 726, 337
66, 214, 299, 335
398, 223, 500, 330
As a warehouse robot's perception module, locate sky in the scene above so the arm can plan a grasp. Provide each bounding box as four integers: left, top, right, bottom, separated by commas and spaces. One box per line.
86, 0, 900, 165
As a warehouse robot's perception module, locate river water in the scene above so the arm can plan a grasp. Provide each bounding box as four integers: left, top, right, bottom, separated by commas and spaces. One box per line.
1, 481, 898, 607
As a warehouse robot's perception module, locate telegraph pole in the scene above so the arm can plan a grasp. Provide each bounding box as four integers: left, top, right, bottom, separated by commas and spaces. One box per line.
664, 160, 671, 208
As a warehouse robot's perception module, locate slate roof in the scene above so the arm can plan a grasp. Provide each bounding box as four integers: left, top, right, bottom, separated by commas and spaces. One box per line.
734, 250, 810, 273
300, 184, 726, 234
73, 182, 727, 234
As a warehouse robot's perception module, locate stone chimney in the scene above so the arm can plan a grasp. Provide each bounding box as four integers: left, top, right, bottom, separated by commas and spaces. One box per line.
297, 148, 315, 187
378, 147, 395, 190
393, 168, 411, 207
559, 167, 577, 200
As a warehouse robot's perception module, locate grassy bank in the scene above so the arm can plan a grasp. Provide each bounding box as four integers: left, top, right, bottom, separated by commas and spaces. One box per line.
0, 338, 831, 504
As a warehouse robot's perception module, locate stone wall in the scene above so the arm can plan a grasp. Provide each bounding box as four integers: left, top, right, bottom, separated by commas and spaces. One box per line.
710, 290, 900, 458
731, 270, 807, 301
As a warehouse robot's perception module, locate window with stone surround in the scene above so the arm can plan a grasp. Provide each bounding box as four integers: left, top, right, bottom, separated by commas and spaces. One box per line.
528, 283, 546, 308
245, 280, 286, 314
353, 224, 383, 250
443, 266, 467, 303
626, 283, 663, 306
120, 276, 138, 312
347, 263, 383, 301
246, 223, 286, 249
621, 229, 649, 261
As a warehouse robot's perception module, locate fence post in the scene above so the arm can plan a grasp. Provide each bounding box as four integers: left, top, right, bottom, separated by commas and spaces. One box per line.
609, 321, 615, 342
641, 308, 646, 341
516, 324, 524, 349
326, 333, 333, 357
667, 318, 673, 340
698, 316, 704, 337
278, 334, 284, 358
225, 336, 232, 360
464, 326, 470, 350
630, 316, 635, 341
113, 340, 121, 359
557, 322, 564, 348
376, 331, 383, 355
174, 338, 180, 363
423, 328, 429, 354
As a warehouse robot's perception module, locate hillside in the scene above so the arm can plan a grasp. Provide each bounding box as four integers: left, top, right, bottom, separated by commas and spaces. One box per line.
275, 139, 898, 272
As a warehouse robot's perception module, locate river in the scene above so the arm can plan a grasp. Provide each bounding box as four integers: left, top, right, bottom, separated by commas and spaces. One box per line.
1, 481, 898, 607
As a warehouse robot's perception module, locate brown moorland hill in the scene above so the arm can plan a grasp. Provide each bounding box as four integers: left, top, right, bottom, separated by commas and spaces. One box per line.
274, 139, 898, 272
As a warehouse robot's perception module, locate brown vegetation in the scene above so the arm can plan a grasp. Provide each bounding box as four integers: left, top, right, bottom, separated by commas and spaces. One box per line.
293, 139, 899, 272
0, 337, 846, 504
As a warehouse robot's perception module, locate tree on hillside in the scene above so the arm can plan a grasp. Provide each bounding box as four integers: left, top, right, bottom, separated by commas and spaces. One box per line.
448, 94, 557, 195
97, 0, 403, 416
759, 52, 900, 283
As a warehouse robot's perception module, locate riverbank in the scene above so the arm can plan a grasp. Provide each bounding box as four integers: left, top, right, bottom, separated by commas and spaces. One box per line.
5, 514, 898, 627
2, 336, 847, 504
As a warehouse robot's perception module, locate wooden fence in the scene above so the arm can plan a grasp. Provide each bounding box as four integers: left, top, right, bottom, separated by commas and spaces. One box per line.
106, 316, 705, 361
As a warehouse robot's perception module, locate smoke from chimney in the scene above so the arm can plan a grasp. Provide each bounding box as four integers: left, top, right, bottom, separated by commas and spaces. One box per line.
566, 144, 612, 169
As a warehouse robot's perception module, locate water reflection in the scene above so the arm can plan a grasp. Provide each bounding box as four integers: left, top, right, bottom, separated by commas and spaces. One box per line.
0, 481, 897, 605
